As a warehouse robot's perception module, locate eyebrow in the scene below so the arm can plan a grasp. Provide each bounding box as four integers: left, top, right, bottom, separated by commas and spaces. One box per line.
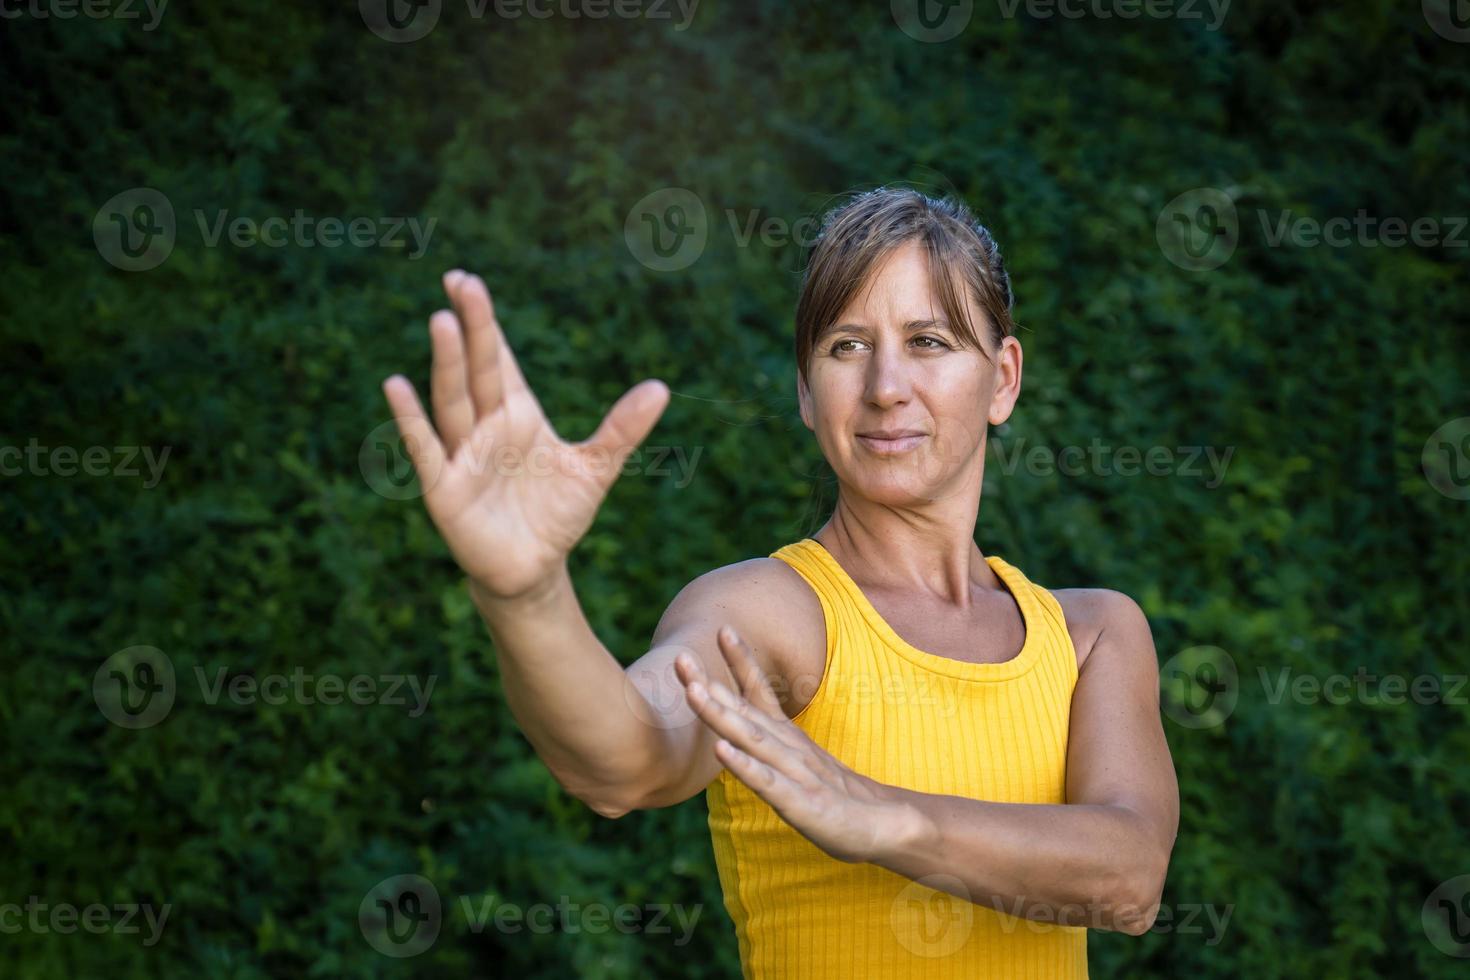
815, 318, 952, 341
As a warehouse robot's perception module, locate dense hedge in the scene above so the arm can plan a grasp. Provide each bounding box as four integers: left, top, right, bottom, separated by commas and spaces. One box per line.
2, 1, 1467, 976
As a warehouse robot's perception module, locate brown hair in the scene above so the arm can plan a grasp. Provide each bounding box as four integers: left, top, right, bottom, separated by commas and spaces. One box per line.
793, 186, 1016, 388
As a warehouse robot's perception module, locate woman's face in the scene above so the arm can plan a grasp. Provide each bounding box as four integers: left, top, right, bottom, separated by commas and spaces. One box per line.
798, 239, 1022, 507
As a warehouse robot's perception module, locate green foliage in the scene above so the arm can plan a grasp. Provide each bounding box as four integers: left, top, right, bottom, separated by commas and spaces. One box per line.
1, 0, 1466, 976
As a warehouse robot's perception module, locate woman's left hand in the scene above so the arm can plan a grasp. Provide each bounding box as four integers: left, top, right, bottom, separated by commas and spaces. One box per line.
675, 625, 910, 865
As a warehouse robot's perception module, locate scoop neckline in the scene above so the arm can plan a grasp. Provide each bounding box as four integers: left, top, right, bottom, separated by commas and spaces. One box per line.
798, 536, 1044, 682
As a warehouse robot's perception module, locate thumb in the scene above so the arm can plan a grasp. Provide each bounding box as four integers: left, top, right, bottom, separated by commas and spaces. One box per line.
579, 379, 671, 480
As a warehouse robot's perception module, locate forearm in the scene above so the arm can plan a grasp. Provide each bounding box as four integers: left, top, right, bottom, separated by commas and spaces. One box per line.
469, 566, 661, 811
872, 789, 1169, 935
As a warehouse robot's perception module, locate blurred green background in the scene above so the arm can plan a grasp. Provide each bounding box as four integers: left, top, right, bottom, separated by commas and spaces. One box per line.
3, 0, 1468, 976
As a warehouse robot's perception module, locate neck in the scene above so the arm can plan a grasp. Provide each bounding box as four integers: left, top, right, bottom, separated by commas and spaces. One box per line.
813, 494, 996, 606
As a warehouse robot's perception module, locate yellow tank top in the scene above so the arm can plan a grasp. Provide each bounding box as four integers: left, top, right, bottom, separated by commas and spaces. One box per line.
706, 537, 1087, 979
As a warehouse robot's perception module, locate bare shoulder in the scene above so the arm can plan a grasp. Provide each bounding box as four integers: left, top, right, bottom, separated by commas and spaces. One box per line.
654, 554, 826, 717
1051, 588, 1154, 674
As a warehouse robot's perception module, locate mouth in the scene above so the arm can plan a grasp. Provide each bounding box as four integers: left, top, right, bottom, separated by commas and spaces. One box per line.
856, 432, 928, 455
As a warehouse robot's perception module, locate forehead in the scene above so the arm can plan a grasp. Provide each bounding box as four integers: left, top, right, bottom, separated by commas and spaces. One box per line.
846, 241, 931, 309
831, 240, 975, 330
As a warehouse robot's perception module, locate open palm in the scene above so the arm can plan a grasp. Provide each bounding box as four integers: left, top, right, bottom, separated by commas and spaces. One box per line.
381, 269, 669, 599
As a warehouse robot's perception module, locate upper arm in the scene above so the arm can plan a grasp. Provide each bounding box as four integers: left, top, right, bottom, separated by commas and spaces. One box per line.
1064, 590, 1180, 878
618, 558, 799, 811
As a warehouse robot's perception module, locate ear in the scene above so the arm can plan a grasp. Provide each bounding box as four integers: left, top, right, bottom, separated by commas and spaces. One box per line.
797, 371, 814, 431
987, 336, 1023, 426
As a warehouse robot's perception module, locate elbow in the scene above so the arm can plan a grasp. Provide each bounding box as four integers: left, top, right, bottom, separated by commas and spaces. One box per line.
586, 799, 633, 820
554, 772, 641, 820
1110, 847, 1172, 936
568, 784, 639, 820
566, 772, 655, 819
1112, 901, 1158, 937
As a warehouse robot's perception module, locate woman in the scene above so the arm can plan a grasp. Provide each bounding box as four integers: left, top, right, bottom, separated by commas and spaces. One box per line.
381, 187, 1179, 977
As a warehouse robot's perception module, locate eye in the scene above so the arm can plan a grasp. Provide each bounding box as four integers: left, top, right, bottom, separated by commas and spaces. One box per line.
829, 338, 867, 354
914, 335, 951, 350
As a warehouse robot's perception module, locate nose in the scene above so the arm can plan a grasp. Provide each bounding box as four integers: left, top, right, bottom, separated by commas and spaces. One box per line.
864, 340, 912, 409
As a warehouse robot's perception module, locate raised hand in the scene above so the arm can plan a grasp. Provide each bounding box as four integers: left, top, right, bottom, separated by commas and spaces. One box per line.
676, 626, 908, 865
381, 269, 670, 599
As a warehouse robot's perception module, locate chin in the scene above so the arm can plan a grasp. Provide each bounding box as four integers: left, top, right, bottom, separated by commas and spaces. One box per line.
841, 466, 957, 506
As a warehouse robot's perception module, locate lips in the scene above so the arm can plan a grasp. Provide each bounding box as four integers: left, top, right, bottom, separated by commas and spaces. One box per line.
856, 429, 927, 440
856, 430, 928, 454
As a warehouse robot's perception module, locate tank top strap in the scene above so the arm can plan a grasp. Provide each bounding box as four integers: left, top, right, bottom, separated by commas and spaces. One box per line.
987, 554, 1080, 688
766, 538, 862, 713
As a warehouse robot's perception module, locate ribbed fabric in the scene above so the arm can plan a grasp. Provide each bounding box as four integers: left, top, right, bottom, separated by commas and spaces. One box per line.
706, 537, 1087, 979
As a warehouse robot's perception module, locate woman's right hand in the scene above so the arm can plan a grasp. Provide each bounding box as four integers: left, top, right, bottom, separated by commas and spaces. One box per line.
381, 269, 670, 601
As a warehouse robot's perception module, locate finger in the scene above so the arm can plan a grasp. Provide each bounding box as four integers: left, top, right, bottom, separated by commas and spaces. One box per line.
382, 375, 447, 492
714, 737, 800, 802
428, 309, 475, 452
686, 677, 791, 755
578, 378, 670, 485
716, 625, 786, 717
679, 649, 793, 746
445, 271, 513, 418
